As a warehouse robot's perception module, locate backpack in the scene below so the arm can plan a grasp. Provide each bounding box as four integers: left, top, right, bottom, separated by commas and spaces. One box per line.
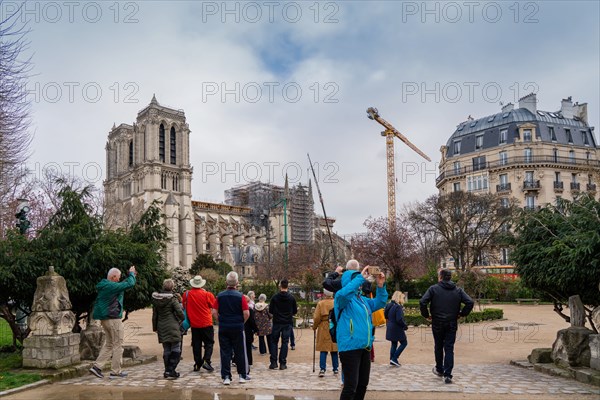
328, 307, 343, 343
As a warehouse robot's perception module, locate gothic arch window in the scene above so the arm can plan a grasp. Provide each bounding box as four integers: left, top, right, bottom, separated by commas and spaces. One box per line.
159, 124, 166, 162
128, 140, 133, 167
170, 126, 176, 165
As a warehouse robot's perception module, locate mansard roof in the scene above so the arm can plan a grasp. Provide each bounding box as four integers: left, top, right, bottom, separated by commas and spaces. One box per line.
445, 108, 596, 159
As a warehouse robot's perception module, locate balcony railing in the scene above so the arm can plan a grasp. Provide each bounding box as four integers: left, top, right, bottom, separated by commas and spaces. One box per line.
587, 183, 597, 192
523, 180, 541, 190
436, 155, 600, 185
571, 182, 581, 191
496, 183, 511, 193
553, 181, 564, 191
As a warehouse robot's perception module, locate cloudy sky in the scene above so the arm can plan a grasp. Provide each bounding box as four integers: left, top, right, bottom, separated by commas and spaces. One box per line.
7, 0, 600, 234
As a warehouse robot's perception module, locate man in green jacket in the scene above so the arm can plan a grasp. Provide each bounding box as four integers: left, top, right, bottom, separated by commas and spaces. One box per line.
89, 266, 136, 379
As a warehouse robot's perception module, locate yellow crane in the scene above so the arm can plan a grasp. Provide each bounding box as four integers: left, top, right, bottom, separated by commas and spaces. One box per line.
366, 107, 431, 228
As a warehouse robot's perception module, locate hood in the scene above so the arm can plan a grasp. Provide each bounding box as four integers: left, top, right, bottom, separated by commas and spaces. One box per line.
439, 280, 457, 290
255, 302, 268, 311
152, 292, 174, 300
341, 270, 362, 287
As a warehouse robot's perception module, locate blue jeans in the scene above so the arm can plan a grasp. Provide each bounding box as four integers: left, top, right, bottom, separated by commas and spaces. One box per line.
270, 323, 292, 366
319, 351, 339, 371
389, 339, 407, 363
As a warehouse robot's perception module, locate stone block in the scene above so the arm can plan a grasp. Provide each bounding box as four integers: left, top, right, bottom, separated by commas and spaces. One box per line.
528, 348, 552, 364
552, 327, 593, 368
80, 327, 104, 360
590, 334, 600, 371
123, 345, 142, 360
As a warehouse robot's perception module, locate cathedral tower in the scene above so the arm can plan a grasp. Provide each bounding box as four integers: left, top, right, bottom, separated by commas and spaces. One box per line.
104, 95, 194, 269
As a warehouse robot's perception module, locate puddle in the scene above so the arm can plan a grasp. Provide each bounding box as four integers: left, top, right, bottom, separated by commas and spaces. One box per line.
491, 326, 519, 331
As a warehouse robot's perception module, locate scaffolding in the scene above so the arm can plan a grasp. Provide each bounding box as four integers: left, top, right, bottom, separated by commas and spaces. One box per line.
224, 180, 315, 244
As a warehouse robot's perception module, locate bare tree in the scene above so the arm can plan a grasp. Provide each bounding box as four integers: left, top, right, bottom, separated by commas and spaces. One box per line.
408, 192, 517, 271
352, 216, 421, 291
0, 7, 33, 237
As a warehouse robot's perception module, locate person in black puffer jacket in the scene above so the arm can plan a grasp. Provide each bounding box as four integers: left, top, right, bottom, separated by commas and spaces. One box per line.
419, 269, 474, 384
152, 279, 185, 379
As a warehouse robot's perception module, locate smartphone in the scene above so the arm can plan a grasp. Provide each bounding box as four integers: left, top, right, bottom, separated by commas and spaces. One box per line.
368, 266, 381, 276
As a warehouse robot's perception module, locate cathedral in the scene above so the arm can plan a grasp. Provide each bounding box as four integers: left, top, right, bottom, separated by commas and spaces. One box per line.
103, 96, 349, 277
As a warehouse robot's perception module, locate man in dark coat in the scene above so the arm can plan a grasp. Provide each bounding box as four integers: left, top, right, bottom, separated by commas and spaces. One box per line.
419, 268, 474, 384
268, 279, 297, 370
212, 271, 250, 385
152, 278, 185, 379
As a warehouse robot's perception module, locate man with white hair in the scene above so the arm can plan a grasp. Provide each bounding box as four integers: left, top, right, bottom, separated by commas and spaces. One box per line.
212, 271, 250, 385
89, 266, 136, 379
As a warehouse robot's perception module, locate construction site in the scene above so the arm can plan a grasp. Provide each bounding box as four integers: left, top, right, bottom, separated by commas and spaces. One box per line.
224, 178, 315, 245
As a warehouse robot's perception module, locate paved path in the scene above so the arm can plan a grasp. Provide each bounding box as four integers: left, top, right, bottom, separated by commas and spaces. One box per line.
58, 359, 599, 396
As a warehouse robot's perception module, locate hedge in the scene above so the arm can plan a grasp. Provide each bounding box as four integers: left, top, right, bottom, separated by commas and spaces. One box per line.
403, 308, 503, 326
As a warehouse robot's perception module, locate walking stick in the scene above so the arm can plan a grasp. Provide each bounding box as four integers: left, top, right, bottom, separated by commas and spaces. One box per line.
312, 329, 316, 373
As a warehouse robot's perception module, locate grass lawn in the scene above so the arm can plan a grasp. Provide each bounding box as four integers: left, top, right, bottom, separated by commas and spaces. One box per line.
0, 320, 43, 391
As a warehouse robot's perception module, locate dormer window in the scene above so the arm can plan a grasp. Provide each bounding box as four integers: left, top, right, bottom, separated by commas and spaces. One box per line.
549, 126, 556, 142
582, 131, 589, 146
523, 129, 532, 142
453, 140, 461, 155
475, 135, 483, 150
499, 129, 507, 144
566, 129, 573, 144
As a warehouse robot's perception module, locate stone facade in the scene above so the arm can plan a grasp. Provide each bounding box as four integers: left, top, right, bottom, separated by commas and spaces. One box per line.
436, 95, 599, 268
104, 97, 349, 275
22, 266, 80, 369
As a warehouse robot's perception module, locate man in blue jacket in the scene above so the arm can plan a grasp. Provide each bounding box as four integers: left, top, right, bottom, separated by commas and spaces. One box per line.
335, 260, 387, 400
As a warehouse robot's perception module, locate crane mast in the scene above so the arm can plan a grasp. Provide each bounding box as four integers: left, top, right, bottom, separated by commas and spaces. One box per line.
367, 107, 431, 229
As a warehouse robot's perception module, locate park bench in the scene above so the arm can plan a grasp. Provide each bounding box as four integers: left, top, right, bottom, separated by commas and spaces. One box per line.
516, 298, 540, 305
476, 298, 494, 305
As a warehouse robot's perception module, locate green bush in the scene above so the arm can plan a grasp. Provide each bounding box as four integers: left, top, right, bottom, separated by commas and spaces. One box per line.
403, 308, 504, 326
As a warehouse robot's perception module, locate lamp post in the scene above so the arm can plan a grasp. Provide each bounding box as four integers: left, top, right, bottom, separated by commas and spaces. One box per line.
15, 198, 31, 235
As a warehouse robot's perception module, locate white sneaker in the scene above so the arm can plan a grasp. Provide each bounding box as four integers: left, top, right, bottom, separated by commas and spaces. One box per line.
239, 375, 249, 383
223, 378, 231, 385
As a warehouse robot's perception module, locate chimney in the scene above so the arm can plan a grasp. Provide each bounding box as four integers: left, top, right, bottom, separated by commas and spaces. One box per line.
518, 93, 537, 114
501, 102, 514, 113
560, 96, 574, 119
573, 102, 588, 124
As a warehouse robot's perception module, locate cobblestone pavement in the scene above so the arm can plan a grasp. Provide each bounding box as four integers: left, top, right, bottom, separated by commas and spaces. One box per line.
59, 359, 599, 396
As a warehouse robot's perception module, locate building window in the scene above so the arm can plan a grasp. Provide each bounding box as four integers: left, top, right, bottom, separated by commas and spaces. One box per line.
453, 140, 461, 155
524, 148, 533, 163
475, 134, 483, 150
566, 129, 573, 144
453, 182, 461, 192
525, 195, 535, 209
128, 140, 133, 167
553, 148, 558, 163
499, 174, 508, 185
467, 174, 488, 192
499, 129, 507, 144
549, 126, 556, 142
582, 131, 589, 146
159, 124, 166, 162
587, 151, 591, 160
500, 197, 509, 208
569, 150, 575, 164
499, 151, 508, 166
523, 129, 532, 142
501, 248, 509, 264
453, 161, 461, 174
161, 172, 167, 190
170, 127, 177, 165
472, 155, 486, 171
555, 171, 561, 182
525, 171, 534, 183
571, 173, 578, 184
172, 174, 179, 191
